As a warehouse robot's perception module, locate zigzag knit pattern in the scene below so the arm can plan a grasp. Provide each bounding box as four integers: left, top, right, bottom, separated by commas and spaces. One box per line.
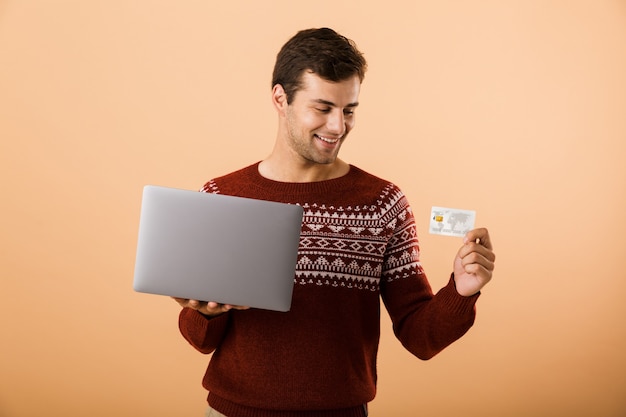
295, 184, 423, 292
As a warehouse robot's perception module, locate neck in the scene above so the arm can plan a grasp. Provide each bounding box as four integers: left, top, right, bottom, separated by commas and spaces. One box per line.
258, 156, 350, 183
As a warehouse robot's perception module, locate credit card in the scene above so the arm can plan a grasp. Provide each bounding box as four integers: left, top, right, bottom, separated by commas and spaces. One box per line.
429, 206, 476, 237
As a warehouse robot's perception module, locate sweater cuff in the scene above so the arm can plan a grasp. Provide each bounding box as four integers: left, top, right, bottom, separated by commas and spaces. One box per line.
179, 307, 230, 349
181, 307, 229, 328
438, 274, 480, 316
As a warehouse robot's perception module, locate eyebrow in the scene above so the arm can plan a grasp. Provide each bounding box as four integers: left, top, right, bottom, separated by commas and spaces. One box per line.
312, 99, 360, 108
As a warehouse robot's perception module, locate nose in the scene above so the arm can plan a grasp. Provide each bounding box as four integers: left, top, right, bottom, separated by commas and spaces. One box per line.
326, 109, 346, 137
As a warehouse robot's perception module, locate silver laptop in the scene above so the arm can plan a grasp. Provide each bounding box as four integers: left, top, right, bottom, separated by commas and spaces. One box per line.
133, 185, 303, 312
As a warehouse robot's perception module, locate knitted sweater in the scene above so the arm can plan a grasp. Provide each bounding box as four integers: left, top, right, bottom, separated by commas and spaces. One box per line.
178, 163, 479, 417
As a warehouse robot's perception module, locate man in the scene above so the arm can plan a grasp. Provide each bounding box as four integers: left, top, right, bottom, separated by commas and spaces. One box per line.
174, 27, 496, 417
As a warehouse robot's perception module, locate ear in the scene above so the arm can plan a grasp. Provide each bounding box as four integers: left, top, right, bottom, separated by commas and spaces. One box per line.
271, 84, 288, 115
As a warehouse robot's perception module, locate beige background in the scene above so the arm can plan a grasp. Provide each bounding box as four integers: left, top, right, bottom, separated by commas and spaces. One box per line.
1, 1, 625, 416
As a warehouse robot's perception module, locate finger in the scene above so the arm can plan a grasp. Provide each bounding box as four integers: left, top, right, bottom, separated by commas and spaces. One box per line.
462, 251, 496, 272
462, 262, 493, 282
224, 304, 251, 311
201, 301, 228, 316
188, 300, 218, 315
203, 302, 249, 315
464, 228, 493, 250
457, 241, 496, 264
172, 297, 199, 309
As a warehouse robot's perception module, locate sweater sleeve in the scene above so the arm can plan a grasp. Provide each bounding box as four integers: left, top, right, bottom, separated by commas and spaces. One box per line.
178, 307, 230, 354
382, 273, 479, 360
379, 191, 479, 360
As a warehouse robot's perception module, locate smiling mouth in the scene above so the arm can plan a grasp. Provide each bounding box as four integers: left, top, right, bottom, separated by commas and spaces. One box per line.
314, 134, 342, 144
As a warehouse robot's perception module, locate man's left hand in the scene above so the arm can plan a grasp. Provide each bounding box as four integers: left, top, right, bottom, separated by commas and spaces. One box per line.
453, 228, 496, 296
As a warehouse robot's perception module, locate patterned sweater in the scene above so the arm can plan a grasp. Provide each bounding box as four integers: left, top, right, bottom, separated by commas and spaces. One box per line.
178, 163, 479, 417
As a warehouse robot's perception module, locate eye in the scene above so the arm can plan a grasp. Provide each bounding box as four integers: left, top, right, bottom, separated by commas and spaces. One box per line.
344, 109, 355, 116
316, 107, 331, 114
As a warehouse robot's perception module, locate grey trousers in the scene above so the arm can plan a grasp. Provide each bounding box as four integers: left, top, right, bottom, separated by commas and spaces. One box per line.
205, 405, 228, 417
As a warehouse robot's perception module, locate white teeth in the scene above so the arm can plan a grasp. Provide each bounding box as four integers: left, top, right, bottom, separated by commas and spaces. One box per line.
316, 134, 340, 144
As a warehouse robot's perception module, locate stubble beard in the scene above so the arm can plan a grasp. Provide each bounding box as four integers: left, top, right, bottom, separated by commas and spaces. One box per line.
293, 132, 343, 165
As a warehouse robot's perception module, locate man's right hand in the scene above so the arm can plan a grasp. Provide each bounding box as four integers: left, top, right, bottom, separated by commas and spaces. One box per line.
172, 297, 250, 317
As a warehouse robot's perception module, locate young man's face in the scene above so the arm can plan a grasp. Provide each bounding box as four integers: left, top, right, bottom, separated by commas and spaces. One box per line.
283, 71, 361, 166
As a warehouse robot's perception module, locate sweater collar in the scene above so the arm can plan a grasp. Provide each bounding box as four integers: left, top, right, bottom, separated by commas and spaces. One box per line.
243, 161, 361, 197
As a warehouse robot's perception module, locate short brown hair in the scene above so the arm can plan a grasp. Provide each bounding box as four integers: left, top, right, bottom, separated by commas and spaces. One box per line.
272, 28, 367, 104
